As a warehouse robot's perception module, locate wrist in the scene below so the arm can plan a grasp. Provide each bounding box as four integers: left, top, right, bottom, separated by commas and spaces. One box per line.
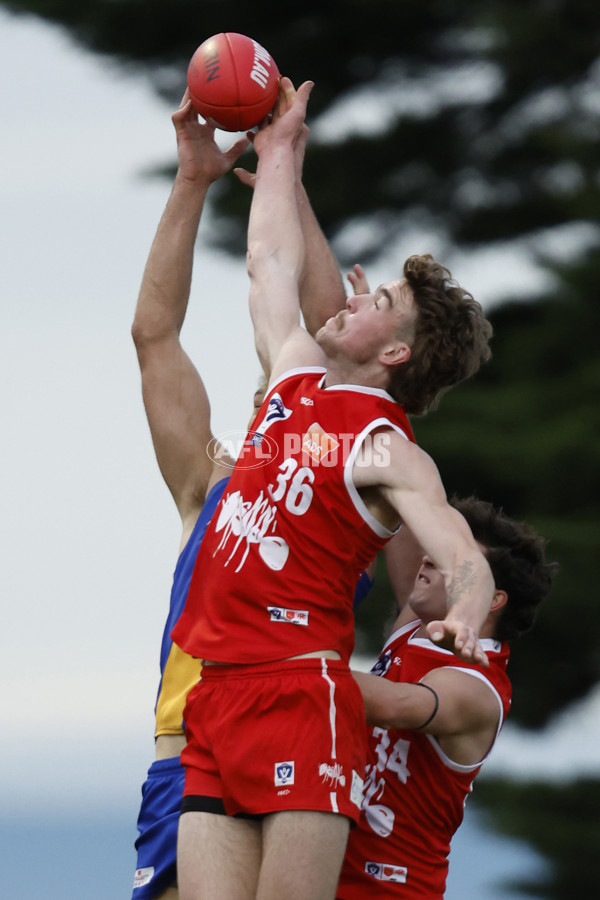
175, 167, 214, 191
173, 171, 212, 204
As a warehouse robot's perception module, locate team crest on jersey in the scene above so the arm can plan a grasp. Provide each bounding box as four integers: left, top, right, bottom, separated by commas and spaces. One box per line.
274, 761, 295, 786
364, 862, 407, 884
301, 422, 340, 463
268, 606, 309, 625
371, 650, 392, 677
250, 393, 293, 446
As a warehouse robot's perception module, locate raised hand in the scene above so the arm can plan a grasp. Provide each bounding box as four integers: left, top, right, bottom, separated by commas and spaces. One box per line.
233, 121, 309, 190
172, 90, 251, 186
252, 77, 314, 156
426, 617, 489, 667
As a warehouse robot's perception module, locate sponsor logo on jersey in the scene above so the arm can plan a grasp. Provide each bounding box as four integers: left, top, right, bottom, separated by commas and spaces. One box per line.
301, 422, 340, 463
133, 867, 155, 888
350, 769, 364, 808
318, 762, 346, 789
251, 393, 293, 446
364, 861, 407, 883
274, 761, 295, 786
267, 606, 309, 625
300, 396, 314, 405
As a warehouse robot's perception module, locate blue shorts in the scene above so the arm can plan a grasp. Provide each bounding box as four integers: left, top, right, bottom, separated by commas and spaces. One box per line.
132, 756, 184, 899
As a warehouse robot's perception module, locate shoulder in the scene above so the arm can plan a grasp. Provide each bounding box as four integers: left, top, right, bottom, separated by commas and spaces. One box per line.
353, 427, 438, 490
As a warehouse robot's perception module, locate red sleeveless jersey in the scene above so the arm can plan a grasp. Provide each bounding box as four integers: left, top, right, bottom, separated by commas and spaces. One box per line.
172, 368, 414, 665
337, 621, 512, 898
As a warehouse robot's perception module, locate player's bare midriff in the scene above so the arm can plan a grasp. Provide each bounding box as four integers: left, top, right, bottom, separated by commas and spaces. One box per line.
202, 649, 342, 666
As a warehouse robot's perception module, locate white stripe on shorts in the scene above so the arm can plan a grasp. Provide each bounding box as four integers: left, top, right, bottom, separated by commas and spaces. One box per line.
321, 658, 337, 759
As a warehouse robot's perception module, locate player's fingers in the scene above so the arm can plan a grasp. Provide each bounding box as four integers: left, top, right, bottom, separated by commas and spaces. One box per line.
225, 136, 252, 163
427, 619, 451, 647
295, 80, 314, 113
427, 620, 490, 668
172, 96, 194, 124
179, 88, 190, 108
233, 167, 256, 188
473, 643, 489, 668
347, 264, 370, 295
280, 76, 300, 118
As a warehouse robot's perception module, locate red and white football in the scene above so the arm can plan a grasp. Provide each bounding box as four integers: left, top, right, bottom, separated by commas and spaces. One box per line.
187, 32, 280, 132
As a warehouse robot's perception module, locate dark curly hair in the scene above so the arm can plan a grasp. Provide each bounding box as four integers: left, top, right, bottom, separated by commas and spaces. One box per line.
452, 496, 558, 642
388, 254, 493, 415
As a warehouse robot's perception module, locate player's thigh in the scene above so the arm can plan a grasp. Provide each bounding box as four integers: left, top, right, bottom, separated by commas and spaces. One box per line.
177, 811, 262, 900
258, 810, 350, 900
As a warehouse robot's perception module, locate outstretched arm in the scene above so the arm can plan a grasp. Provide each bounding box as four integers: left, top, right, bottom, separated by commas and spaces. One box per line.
295, 156, 347, 334
235, 121, 347, 339
246, 78, 326, 382
354, 433, 495, 665
132, 93, 249, 533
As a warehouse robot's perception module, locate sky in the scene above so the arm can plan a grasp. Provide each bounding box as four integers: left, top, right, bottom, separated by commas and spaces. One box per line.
1, 0, 599, 871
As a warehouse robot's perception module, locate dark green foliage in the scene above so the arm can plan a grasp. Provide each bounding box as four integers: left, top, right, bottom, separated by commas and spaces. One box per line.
4, 0, 600, 258
473, 777, 600, 898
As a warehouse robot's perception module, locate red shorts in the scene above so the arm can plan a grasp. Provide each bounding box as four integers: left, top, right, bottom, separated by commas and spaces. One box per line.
181, 657, 367, 824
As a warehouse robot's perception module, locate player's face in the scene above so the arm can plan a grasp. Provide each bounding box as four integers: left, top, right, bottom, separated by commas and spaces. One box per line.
406, 556, 448, 622
318, 279, 416, 366
408, 542, 490, 624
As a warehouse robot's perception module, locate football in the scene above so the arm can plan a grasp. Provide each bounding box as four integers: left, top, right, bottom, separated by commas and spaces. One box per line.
187, 32, 280, 131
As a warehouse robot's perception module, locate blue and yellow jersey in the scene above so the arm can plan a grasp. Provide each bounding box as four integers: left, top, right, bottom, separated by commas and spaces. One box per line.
154, 477, 229, 737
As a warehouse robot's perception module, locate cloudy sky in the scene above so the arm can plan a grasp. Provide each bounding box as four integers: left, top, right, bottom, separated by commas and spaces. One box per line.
2, 6, 598, 837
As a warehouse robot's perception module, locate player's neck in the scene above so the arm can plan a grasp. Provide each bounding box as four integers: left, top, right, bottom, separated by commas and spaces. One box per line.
323, 359, 390, 393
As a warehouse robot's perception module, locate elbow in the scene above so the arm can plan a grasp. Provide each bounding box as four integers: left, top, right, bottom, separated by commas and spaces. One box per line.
131, 315, 176, 358
131, 317, 146, 348
131, 317, 156, 353
246, 239, 274, 280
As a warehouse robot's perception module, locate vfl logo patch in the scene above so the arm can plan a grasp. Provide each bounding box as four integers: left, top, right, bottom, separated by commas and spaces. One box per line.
364, 862, 407, 884
302, 422, 340, 463
133, 867, 155, 889
275, 761, 295, 786
251, 393, 293, 446
268, 606, 309, 625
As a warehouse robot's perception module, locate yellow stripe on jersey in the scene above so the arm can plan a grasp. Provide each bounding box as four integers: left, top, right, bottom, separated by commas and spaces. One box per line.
155, 642, 202, 737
